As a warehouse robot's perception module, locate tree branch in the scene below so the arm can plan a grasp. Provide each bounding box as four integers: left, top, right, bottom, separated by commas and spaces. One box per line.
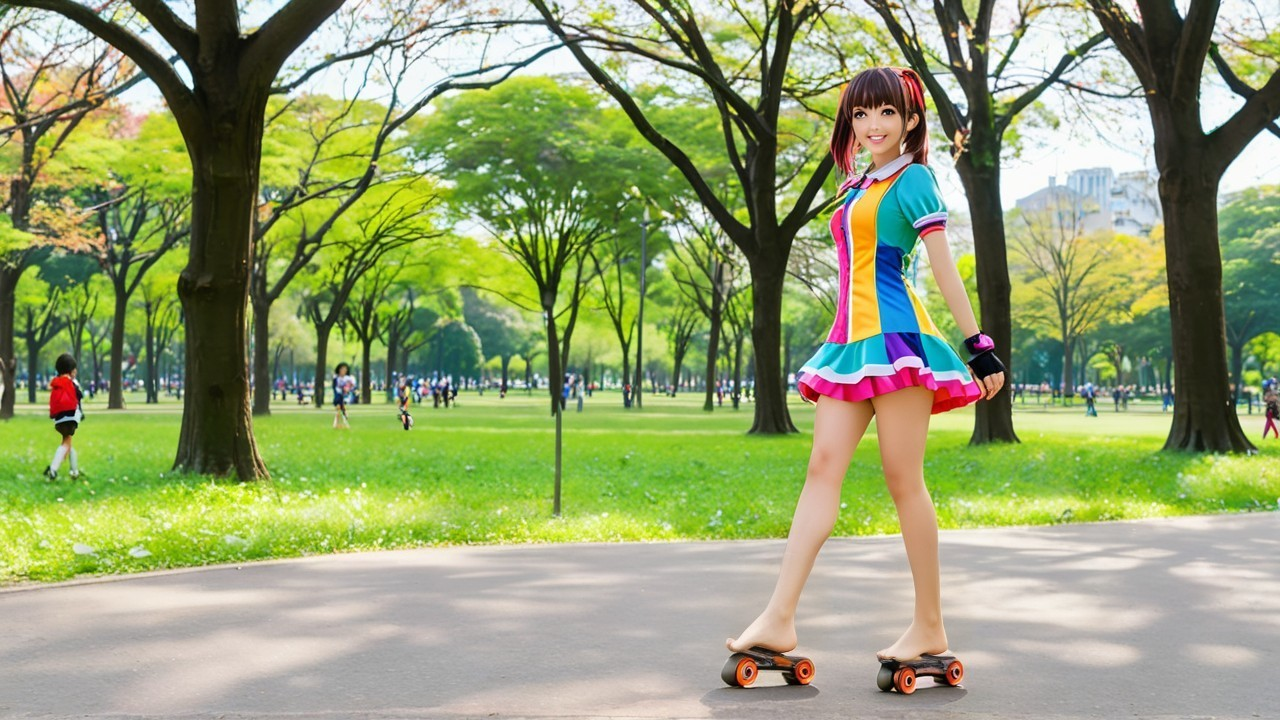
2, 0, 196, 127
244, 0, 346, 84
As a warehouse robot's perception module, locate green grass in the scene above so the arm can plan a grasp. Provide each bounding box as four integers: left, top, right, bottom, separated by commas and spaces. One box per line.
2, 390, 1277, 584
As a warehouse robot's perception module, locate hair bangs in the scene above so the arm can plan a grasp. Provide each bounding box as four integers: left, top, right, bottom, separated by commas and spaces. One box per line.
846, 67, 908, 116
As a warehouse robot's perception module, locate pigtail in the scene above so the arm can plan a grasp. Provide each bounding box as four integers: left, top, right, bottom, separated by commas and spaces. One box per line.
897, 68, 930, 165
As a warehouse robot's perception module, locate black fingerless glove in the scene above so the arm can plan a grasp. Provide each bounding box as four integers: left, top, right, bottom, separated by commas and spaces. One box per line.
963, 332, 1006, 381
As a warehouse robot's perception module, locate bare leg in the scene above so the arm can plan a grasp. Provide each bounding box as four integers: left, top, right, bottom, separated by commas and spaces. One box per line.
727, 395, 874, 653
870, 385, 948, 660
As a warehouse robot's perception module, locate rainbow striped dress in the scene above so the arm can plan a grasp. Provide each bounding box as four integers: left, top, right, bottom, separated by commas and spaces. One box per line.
796, 152, 981, 414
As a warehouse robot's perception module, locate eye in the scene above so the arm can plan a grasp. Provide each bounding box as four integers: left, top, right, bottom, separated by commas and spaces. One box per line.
882, 108, 896, 115
853, 110, 866, 119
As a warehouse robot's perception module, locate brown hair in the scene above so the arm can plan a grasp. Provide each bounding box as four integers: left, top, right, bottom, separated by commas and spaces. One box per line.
830, 66, 930, 175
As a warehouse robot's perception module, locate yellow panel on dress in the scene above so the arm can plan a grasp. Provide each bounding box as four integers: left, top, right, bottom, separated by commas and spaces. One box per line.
847, 178, 893, 343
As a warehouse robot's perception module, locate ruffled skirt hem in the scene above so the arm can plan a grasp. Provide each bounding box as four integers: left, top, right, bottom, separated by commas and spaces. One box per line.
797, 366, 981, 414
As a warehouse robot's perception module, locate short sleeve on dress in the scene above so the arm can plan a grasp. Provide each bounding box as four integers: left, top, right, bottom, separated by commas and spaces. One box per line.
896, 164, 948, 237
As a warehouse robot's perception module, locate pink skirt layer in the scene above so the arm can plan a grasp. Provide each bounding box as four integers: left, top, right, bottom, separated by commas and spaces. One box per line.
797, 366, 981, 414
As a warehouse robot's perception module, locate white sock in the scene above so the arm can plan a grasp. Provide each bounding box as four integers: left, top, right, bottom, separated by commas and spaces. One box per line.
69, 449, 78, 473
50, 445, 68, 472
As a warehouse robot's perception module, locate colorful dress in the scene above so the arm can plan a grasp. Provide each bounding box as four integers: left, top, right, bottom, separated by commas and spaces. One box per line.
796, 152, 981, 414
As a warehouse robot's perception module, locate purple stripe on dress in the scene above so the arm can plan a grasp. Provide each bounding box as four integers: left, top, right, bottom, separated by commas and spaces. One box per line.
883, 332, 916, 362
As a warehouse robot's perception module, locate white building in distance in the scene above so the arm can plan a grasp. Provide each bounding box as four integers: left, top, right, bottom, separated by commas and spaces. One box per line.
1015, 167, 1162, 236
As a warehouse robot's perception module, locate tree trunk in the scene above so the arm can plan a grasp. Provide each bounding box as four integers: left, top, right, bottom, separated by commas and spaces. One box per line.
108, 290, 128, 409
702, 309, 722, 412
747, 258, 796, 434
145, 309, 157, 403
360, 338, 373, 405
313, 322, 332, 408
956, 160, 1019, 444
172, 112, 269, 480
1160, 169, 1253, 452
24, 324, 38, 404
732, 329, 744, 410
1062, 336, 1075, 401
251, 299, 272, 416
501, 354, 511, 389
0, 267, 17, 418
619, 343, 632, 408
1229, 341, 1245, 404
672, 349, 686, 396
385, 322, 399, 402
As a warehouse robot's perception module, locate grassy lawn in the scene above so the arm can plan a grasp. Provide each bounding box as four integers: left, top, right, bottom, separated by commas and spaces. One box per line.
1, 389, 1277, 584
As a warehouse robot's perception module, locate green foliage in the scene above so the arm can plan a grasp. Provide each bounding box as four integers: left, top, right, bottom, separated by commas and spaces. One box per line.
1220, 187, 1280, 349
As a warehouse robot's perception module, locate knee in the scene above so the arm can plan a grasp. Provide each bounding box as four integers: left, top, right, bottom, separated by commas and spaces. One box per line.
806, 445, 844, 481
882, 464, 925, 503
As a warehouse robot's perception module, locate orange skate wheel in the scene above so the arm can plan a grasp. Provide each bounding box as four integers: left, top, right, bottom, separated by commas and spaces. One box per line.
944, 659, 964, 686
720, 654, 760, 687
894, 666, 917, 694
785, 658, 814, 685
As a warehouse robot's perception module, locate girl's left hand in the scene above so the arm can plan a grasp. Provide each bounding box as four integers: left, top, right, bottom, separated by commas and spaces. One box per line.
979, 371, 1005, 400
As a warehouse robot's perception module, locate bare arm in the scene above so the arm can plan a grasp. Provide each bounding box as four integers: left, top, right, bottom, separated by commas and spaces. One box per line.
921, 228, 1004, 399
921, 228, 979, 338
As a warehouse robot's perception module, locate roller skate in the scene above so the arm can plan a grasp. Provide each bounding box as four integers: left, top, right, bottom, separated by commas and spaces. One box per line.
721, 646, 815, 687
876, 653, 963, 694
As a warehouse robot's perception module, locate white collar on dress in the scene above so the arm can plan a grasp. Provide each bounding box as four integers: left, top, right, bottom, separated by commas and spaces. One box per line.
846, 152, 914, 189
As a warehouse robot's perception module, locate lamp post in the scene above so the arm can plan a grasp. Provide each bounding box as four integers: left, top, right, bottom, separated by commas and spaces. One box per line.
635, 205, 652, 409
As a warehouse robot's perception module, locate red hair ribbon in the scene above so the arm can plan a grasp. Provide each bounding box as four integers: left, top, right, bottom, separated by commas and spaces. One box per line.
898, 68, 926, 114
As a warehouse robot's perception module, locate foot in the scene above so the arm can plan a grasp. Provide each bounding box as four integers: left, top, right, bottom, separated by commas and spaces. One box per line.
43, 466, 57, 481
726, 610, 797, 654
877, 621, 949, 661
69, 470, 81, 480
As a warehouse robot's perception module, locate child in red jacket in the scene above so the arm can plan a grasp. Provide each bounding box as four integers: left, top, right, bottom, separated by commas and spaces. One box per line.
45, 353, 84, 480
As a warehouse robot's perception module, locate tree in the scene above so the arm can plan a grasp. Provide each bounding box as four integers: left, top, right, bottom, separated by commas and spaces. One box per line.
461, 286, 529, 390
137, 270, 181, 403
529, 0, 861, 433
863, 0, 1110, 443
723, 283, 753, 409
382, 284, 439, 394
667, 202, 743, 411
88, 186, 189, 408
1085, 0, 1280, 452
417, 77, 646, 416
657, 293, 699, 396
303, 180, 440, 408
342, 258, 404, 404
16, 270, 64, 401
1223, 226, 1280, 401
0, 8, 134, 418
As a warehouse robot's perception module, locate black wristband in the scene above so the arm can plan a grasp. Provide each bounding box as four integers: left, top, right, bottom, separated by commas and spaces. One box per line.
968, 350, 1006, 382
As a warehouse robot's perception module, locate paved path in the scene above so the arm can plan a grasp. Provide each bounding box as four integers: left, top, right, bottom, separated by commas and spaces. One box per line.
2, 513, 1277, 719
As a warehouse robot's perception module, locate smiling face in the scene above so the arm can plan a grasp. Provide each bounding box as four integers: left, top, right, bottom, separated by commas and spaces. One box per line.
830, 67, 931, 175
850, 103, 919, 170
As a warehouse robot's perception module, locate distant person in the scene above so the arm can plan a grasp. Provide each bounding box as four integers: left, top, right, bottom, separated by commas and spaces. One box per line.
397, 375, 414, 431
44, 353, 85, 480
1083, 383, 1097, 417
1264, 391, 1279, 440
332, 362, 352, 429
